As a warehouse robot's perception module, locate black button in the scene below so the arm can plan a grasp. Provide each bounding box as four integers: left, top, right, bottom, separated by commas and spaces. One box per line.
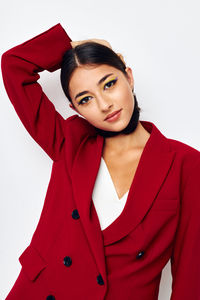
46, 296, 56, 300
72, 209, 80, 219
97, 274, 104, 285
136, 250, 145, 259
63, 256, 72, 267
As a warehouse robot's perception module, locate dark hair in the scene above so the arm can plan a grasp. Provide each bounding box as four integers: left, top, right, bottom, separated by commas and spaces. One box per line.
60, 41, 141, 114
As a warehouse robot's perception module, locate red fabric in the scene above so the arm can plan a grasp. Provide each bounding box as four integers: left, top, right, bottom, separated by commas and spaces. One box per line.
1, 23, 200, 300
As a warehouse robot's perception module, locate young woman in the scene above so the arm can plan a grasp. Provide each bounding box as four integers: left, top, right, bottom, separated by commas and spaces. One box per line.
1, 23, 200, 300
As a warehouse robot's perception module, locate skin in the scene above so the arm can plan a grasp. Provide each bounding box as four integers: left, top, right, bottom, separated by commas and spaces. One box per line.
68, 63, 150, 154
68, 40, 151, 198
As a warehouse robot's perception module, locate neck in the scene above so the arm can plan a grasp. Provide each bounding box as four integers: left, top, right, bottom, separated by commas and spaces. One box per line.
103, 121, 150, 154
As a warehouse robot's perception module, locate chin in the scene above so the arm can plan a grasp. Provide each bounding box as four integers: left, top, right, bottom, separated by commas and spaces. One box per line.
101, 124, 126, 132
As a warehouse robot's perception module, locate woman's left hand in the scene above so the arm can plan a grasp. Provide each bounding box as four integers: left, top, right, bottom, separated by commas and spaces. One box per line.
70, 39, 126, 65
70, 38, 112, 49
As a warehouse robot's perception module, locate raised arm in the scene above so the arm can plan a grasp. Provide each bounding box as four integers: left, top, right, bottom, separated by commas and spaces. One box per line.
1, 23, 72, 161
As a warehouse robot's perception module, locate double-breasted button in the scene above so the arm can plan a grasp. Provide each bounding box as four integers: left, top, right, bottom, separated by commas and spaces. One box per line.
72, 209, 80, 219
63, 256, 72, 267
136, 250, 145, 259
97, 274, 104, 285
46, 295, 56, 300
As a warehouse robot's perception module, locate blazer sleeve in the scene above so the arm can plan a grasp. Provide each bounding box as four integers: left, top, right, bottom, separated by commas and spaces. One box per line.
1, 23, 72, 161
170, 156, 200, 300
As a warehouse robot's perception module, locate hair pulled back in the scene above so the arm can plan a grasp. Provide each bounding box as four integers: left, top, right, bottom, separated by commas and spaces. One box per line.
60, 41, 141, 113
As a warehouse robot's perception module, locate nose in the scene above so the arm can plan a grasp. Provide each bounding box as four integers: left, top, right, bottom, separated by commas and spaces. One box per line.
97, 95, 113, 112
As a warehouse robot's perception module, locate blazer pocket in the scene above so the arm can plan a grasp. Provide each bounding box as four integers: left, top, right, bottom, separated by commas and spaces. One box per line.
18, 244, 47, 281
150, 198, 179, 211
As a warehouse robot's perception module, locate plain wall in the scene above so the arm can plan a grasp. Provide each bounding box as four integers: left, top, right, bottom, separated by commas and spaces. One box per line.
0, 0, 200, 299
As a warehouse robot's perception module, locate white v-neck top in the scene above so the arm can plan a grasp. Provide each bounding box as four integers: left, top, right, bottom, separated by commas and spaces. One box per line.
92, 157, 129, 231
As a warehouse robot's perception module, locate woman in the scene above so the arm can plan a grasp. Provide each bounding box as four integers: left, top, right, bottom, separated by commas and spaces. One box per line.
1, 23, 200, 300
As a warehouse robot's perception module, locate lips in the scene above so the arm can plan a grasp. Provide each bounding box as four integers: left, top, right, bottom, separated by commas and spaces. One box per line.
104, 109, 122, 121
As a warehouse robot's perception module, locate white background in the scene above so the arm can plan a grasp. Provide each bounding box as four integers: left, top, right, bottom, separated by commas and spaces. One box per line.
0, 0, 200, 299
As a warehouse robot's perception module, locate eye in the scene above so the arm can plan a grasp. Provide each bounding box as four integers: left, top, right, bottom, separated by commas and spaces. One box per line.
78, 96, 92, 105
104, 78, 118, 90
77, 78, 118, 106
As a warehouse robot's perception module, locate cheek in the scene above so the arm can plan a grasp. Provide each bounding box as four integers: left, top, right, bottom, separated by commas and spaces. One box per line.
119, 87, 134, 109
80, 109, 99, 125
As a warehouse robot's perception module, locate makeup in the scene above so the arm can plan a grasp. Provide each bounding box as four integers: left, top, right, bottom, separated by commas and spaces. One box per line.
105, 109, 122, 122
77, 76, 118, 105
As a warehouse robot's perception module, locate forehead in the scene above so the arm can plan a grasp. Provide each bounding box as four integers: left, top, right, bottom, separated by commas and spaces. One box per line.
69, 64, 121, 91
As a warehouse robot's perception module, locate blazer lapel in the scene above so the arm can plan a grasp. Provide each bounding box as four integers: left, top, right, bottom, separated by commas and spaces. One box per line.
71, 132, 107, 280
101, 121, 176, 246
71, 120, 176, 279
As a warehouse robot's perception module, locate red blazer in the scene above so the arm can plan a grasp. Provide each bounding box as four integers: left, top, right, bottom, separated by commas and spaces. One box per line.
1, 23, 200, 300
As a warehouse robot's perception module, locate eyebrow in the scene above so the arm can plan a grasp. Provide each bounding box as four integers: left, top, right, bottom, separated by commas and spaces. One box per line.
74, 73, 114, 100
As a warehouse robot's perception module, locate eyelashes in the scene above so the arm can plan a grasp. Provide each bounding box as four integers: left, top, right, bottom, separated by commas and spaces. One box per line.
103, 77, 118, 90
77, 77, 118, 105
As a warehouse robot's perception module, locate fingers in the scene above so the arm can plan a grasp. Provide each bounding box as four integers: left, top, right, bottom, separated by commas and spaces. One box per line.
70, 41, 126, 66
70, 39, 112, 49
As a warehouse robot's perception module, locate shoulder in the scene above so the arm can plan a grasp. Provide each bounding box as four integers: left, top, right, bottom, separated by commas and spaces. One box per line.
145, 120, 200, 167
64, 114, 97, 135
63, 114, 98, 148
165, 136, 200, 186
167, 136, 200, 164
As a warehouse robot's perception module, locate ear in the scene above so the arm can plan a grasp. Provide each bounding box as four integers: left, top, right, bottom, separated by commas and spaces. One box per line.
125, 67, 134, 91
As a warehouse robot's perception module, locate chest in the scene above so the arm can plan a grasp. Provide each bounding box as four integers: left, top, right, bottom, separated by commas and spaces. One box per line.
102, 148, 143, 199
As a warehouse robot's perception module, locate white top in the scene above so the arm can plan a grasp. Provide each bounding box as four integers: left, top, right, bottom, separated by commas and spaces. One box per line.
92, 157, 129, 231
